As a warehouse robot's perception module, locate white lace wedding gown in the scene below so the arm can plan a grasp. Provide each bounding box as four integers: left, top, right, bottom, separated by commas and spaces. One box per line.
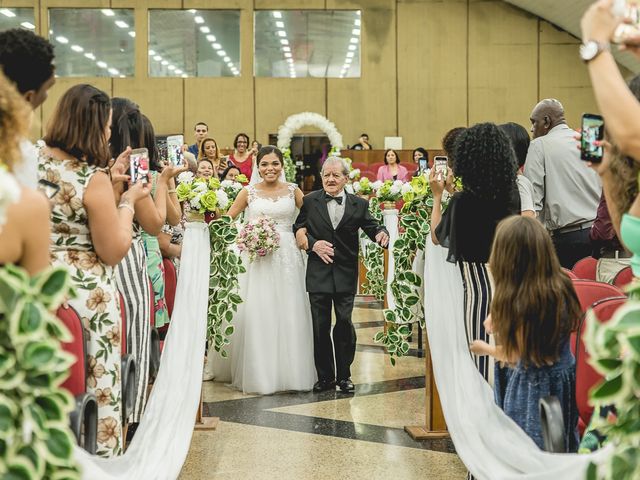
213, 183, 317, 394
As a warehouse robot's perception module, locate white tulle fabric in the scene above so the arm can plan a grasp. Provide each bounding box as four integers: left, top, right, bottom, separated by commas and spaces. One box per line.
74, 221, 211, 479
212, 184, 316, 394
423, 238, 611, 479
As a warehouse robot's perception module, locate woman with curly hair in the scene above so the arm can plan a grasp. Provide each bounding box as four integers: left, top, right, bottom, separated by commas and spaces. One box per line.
430, 123, 520, 385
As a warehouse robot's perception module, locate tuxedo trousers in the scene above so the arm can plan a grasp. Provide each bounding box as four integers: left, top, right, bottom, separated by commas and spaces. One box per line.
308, 292, 356, 382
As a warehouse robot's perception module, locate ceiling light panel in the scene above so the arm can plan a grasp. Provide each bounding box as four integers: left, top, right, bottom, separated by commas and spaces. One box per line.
255, 10, 361, 78
149, 9, 240, 77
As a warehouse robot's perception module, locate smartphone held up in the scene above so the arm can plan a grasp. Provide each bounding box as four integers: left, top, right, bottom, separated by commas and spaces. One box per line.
434, 156, 448, 181
130, 148, 150, 184
580, 113, 605, 163
166, 134, 184, 166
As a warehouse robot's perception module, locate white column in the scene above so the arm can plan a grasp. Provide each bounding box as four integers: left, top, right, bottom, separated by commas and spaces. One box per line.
382, 207, 399, 310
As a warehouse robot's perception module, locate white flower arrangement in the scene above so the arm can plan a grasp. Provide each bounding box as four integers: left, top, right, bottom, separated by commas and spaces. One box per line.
0, 167, 20, 234
345, 184, 355, 194
371, 180, 384, 191
276, 112, 344, 152
177, 171, 194, 185
348, 168, 361, 180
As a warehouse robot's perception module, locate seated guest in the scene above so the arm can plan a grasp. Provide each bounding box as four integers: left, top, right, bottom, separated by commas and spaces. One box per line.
377, 149, 409, 182
412, 147, 429, 177
221, 164, 241, 182
499, 122, 536, 217
351, 133, 372, 150
198, 137, 226, 178
430, 123, 520, 385
471, 215, 580, 452
39, 84, 150, 456
0, 71, 49, 274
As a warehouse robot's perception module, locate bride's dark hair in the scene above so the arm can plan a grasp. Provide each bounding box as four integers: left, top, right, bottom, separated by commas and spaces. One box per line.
256, 145, 283, 165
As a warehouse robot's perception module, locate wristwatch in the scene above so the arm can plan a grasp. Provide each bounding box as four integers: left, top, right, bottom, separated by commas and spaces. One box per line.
580, 40, 610, 63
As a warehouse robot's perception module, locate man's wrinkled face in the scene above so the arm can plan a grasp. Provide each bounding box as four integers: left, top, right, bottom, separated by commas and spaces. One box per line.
322, 163, 347, 196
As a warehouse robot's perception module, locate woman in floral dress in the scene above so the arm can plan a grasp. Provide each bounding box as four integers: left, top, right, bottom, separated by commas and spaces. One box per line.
39, 84, 149, 456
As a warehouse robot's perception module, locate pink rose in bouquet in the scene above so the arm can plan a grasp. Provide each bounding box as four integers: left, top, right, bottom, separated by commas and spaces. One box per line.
237, 216, 280, 262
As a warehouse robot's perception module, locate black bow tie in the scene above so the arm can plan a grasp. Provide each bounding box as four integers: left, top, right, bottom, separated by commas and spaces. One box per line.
325, 194, 343, 205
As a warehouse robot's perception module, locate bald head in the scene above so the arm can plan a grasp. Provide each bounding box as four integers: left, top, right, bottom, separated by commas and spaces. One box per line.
530, 98, 566, 139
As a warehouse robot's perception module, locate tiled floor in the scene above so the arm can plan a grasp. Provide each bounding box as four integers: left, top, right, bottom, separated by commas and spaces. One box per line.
179, 307, 466, 479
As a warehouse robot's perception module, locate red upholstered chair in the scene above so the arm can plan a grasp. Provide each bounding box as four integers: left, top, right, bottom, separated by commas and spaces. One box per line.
404, 163, 419, 177
612, 266, 634, 290
572, 256, 598, 280
57, 305, 97, 454
571, 280, 623, 313
575, 296, 626, 435
119, 293, 137, 423
163, 258, 177, 318
360, 170, 377, 182
350, 161, 368, 172
562, 268, 577, 280
367, 162, 385, 176
539, 295, 626, 452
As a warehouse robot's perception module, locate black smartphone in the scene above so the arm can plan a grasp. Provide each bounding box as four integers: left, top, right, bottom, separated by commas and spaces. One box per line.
418, 157, 428, 172
38, 179, 60, 199
581, 113, 605, 163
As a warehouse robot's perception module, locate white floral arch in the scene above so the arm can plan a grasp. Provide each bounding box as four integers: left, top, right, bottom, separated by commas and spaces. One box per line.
276, 112, 344, 152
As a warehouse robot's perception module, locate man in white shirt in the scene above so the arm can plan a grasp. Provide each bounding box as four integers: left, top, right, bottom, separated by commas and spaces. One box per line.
0, 29, 55, 188
524, 99, 601, 268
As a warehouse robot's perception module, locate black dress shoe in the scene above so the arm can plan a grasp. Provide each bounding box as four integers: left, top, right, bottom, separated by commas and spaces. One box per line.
313, 380, 336, 392
337, 379, 355, 393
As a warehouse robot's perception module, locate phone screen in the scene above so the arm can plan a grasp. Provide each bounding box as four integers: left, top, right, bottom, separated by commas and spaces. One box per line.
130, 148, 150, 184
581, 114, 605, 163
434, 156, 448, 179
167, 135, 184, 166
38, 179, 60, 199
418, 157, 428, 172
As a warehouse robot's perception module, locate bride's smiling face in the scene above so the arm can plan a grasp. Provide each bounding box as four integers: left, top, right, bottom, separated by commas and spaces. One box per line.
258, 152, 282, 183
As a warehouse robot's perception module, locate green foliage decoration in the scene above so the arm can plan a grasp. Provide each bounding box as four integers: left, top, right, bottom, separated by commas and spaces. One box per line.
584, 281, 640, 480
360, 196, 386, 301
282, 148, 296, 183
0, 264, 80, 480
208, 216, 245, 357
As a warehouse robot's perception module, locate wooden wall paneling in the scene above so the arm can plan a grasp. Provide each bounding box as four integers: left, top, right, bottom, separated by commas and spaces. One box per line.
397, 0, 468, 150
467, 0, 538, 127
1, 0, 36, 7
113, 78, 183, 135
327, 0, 396, 150
111, 0, 181, 7
254, 0, 325, 9
538, 20, 598, 129
184, 0, 250, 9
254, 77, 326, 143
44, 0, 108, 6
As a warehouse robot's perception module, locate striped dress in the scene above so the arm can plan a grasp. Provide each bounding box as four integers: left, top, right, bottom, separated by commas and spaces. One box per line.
115, 226, 151, 423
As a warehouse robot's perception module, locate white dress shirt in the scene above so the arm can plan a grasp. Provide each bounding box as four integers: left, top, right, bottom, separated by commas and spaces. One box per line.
523, 124, 601, 230
326, 189, 346, 230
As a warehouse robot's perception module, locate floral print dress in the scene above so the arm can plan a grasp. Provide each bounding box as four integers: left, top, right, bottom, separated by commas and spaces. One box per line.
39, 151, 123, 457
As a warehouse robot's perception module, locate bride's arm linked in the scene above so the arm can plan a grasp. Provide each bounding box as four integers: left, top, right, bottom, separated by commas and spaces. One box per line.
226, 188, 249, 219
292, 190, 318, 251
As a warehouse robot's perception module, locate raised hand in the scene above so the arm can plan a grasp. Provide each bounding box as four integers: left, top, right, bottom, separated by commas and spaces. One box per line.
110, 146, 131, 186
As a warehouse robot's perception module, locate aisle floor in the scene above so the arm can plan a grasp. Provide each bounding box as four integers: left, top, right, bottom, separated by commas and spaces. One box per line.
179, 307, 466, 479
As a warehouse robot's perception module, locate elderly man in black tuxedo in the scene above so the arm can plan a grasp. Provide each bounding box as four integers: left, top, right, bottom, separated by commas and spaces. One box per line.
294, 157, 389, 393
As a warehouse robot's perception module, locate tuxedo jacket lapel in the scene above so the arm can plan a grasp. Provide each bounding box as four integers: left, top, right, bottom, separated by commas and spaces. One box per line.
336, 193, 357, 230
314, 193, 334, 230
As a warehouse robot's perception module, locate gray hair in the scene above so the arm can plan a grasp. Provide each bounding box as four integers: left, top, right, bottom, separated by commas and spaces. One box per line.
321, 156, 349, 176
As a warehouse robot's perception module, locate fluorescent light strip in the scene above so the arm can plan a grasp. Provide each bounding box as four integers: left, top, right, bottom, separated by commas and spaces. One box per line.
194, 16, 204, 24
275, 21, 284, 28
280, 39, 289, 45
71, 45, 83, 52
200, 26, 210, 33
21, 22, 35, 30
355, 19, 361, 26
115, 20, 129, 29
84, 52, 96, 60
284, 52, 291, 58
101, 9, 114, 17
56, 36, 69, 44
277, 30, 286, 37
161, 60, 168, 66
223, 56, 230, 62
0, 8, 15, 17
348, 44, 357, 51
108, 68, 119, 75
352, 28, 360, 36
153, 55, 162, 61
346, 51, 354, 58
350, 37, 358, 44
216, 50, 226, 56
128, 31, 136, 38
272, 11, 282, 19
96, 61, 107, 68
206, 34, 216, 42
282, 46, 291, 52
148, 50, 156, 56
212, 43, 221, 50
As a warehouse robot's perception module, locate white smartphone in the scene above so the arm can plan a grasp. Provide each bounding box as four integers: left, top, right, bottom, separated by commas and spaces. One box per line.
130, 148, 150, 184
166, 134, 184, 166
434, 156, 448, 180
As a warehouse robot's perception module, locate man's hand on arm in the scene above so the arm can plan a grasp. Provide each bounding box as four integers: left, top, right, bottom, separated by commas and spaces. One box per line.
295, 228, 309, 250
312, 240, 335, 264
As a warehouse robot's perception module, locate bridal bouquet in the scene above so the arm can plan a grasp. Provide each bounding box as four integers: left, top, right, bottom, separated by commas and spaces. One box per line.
176, 172, 231, 213
236, 217, 280, 262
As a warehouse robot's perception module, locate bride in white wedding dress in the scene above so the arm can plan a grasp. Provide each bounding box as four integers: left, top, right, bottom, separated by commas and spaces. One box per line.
211, 146, 316, 394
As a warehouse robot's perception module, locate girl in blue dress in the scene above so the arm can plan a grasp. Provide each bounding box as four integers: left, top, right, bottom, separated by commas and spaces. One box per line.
471, 215, 581, 451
